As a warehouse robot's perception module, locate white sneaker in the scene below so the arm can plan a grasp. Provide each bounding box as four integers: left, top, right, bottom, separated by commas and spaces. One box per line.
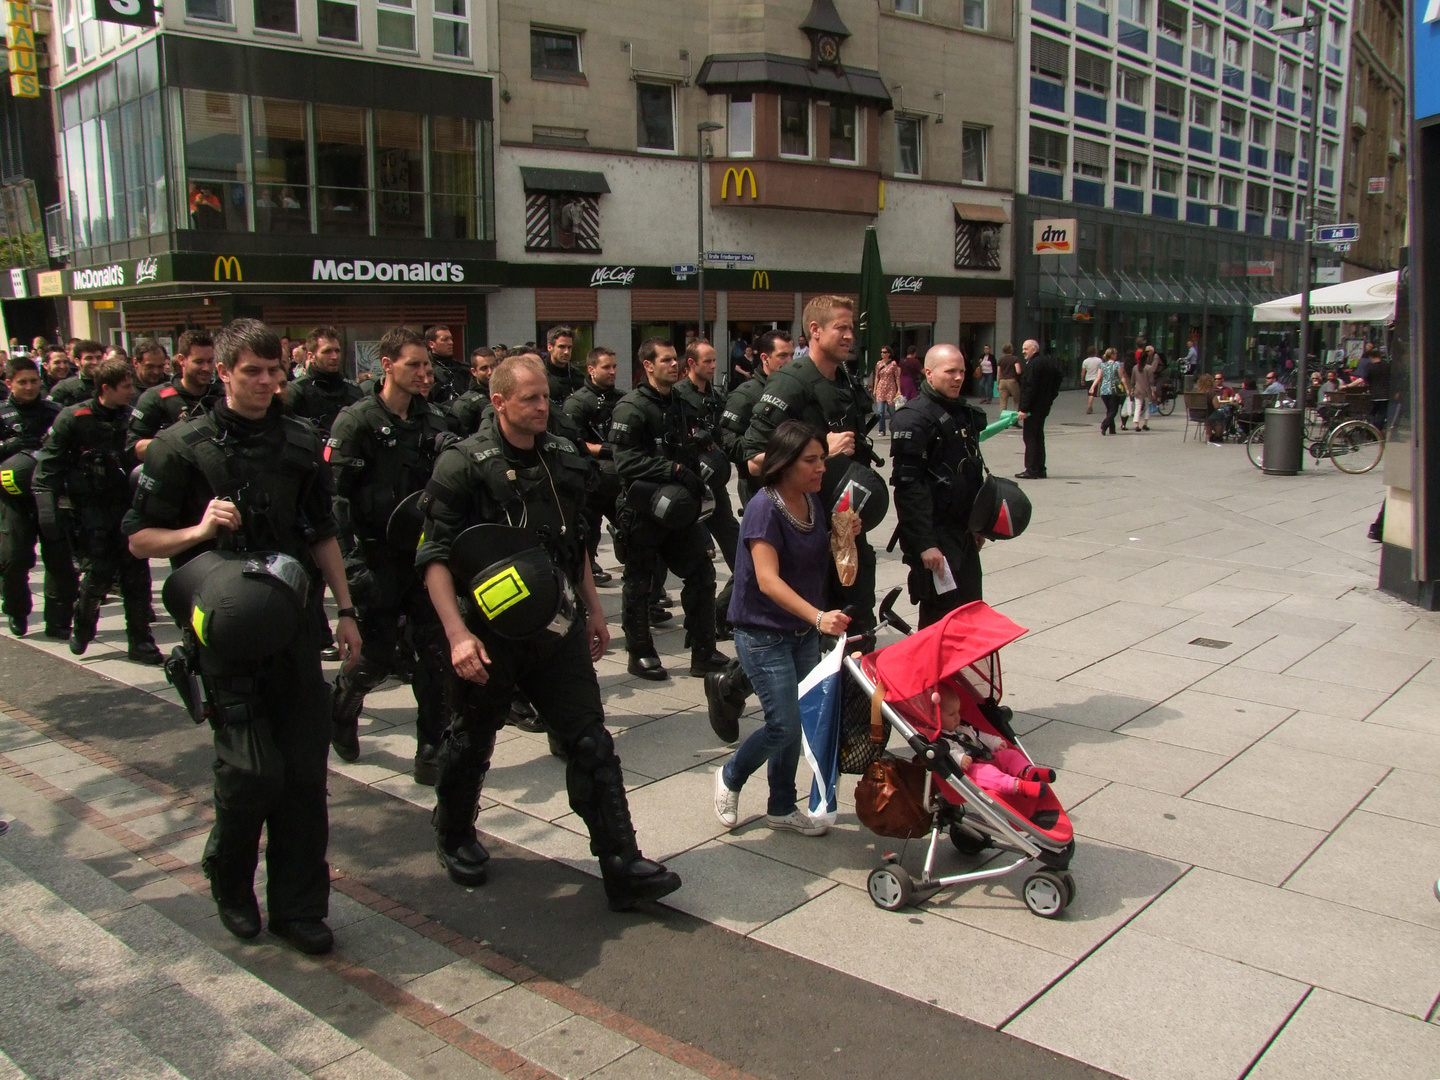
766, 809, 829, 836
714, 767, 739, 828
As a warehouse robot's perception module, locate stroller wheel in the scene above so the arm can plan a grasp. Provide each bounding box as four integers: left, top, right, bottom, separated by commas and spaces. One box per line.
1060, 872, 1076, 906
867, 864, 916, 911
1023, 871, 1069, 918
949, 823, 991, 857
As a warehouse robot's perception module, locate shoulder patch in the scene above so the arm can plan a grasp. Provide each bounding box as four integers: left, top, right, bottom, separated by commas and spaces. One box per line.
323, 436, 340, 462
759, 393, 788, 410
159, 386, 178, 398
470, 447, 503, 463
72, 408, 91, 417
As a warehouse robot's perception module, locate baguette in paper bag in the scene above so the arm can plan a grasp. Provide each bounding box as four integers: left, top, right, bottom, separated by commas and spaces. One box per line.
830, 490, 860, 587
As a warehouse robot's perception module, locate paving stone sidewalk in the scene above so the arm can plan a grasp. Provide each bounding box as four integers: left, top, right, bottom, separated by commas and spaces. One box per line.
5, 390, 1440, 1080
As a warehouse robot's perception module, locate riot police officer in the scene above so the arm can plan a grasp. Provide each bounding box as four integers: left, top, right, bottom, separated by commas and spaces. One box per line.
544, 326, 585, 405
562, 346, 623, 585
132, 340, 172, 391
890, 344, 990, 625
124, 318, 362, 955
426, 325, 467, 405
34, 357, 161, 663
129, 331, 220, 462
40, 347, 71, 396
675, 339, 740, 632
327, 328, 451, 784
446, 346, 496, 437
288, 327, 364, 434
718, 330, 794, 511
417, 354, 681, 910
0, 357, 71, 638
740, 296, 882, 633
611, 338, 728, 681
48, 339, 104, 407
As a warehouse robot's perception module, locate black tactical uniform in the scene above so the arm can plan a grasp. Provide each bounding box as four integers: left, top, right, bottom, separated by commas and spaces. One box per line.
48, 373, 94, 408
41, 367, 67, 397
127, 377, 221, 458
0, 395, 72, 636
34, 399, 157, 659
741, 355, 880, 632
562, 378, 624, 573
890, 381, 988, 626
718, 368, 769, 510
673, 375, 738, 568
447, 384, 490, 437
122, 400, 337, 932
611, 382, 720, 676
416, 413, 681, 909
287, 368, 364, 435
326, 393, 451, 777
545, 360, 585, 406
428, 351, 470, 406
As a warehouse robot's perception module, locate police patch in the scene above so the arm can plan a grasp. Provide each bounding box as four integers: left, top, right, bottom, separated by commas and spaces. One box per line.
323, 437, 340, 462
610, 422, 630, 434
136, 470, 159, 492
759, 394, 788, 410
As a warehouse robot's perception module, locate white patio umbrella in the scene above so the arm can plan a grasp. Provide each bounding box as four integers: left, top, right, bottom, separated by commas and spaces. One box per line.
1251, 270, 1399, 323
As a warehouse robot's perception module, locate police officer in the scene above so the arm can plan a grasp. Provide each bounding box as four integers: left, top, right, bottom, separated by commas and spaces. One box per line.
718, 330, 794, 510
446, 346, 496, 437
0, 356, 71, 638
288, 327, 364, 434
132, 340, 171, 391
48, 339, 104, 407
418, 354, 681, 910
544, 326, 585, 405
426, 325, 467, 405
890, 344, 990, 626
129, 331, 220, 462
40, 347, 71, 396
124, 318, 362, 955
562, 346, 623, 586
611, 338, 728, 681
327, 328, 451, 784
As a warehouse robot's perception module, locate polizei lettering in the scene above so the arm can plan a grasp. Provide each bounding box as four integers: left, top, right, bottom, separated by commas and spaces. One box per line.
71, 265, 125, 290
312, 259, 465, 283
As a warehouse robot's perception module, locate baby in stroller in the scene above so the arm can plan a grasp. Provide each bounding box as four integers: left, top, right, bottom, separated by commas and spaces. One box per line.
934, 682, 1056, 802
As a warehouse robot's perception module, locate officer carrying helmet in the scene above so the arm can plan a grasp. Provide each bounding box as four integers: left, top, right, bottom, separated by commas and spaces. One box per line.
326, 327, 453, 784
124, 318, 362, 956
416, 354, 682, 911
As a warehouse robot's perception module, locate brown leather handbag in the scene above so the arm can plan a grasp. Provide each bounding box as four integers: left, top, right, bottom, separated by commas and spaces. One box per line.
853, 681, 934, 838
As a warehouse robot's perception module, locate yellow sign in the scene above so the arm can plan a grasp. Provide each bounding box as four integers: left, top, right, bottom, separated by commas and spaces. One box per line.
36, 270, 62, 296
213, 255, 242, 281
0, 469, 19, 496
6, 2, 32, 25
720, 166, 757, 200
7, 46, 35, 72
7, 23, 31, 48
6, 2, 37, 97
473, 566, 530, 620
92, 300, 115, 309
9, 72, 37, 97
751, 270, 769, 290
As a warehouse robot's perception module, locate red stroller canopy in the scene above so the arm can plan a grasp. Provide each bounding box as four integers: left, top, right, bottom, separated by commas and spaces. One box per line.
870, 601, 1028, 701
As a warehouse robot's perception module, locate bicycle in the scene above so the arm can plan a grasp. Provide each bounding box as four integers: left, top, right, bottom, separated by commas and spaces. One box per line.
1246, 399, 1384, 474
1153, 380, 1178, 417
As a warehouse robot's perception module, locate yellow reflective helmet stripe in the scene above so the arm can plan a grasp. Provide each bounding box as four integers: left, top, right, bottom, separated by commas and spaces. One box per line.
191, 605, 208, 646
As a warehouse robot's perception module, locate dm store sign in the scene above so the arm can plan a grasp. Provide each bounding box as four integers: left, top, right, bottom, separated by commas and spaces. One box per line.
1032, 218, 1077, 255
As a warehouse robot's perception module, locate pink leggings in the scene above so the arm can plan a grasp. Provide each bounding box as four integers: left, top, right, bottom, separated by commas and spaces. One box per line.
965, 748, 1034, 796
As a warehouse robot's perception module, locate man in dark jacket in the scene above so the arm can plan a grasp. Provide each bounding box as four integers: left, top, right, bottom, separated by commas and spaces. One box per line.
288, 327, 363, 435
47, 339, 103, 407
1016, 339, 1062, 480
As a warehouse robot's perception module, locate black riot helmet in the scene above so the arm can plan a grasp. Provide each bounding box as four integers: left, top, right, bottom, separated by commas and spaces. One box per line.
969, 474, 1032, 540
162, 549, 311, 664
0, 451, 36, 500
627, 479, 704, 529
448, 524, 576, 641
821, 457, 890, 532
387, 489, 426, 551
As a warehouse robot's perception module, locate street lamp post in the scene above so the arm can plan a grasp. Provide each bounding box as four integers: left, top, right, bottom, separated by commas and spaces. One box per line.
1275, 8, 1323, 470
696, 120, 724, 344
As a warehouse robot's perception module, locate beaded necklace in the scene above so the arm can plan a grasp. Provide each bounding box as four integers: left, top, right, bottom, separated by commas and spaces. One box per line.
763, 486, 816, 533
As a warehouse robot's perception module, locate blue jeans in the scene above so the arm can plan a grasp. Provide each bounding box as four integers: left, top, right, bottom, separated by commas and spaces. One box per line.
874, 400, 894, 434
721, 626, 820, 816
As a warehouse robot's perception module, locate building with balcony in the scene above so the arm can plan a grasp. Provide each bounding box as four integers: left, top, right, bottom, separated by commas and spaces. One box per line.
1014, 0, 1353, 375
25, 0, 497, 366
490, 0, 1017, 380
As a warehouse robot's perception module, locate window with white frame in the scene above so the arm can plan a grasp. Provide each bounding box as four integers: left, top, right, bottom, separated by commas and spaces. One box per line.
1250, 116, 1269, 145
963, 0, 985, 28
1279, 57, 1297, 88
1152, 163, 1179, 193
1118, 0, 1146, 22
829, 103, 858, 162
433, 0, 470, 59
1320, 140, 1337, 167
1157, 0, 1185, 41
1191, 16, 1216, 54
1190, 93, 1214, 126
186, 0, 232, 24
895, 116, 921, 176
728, 93, 754, 156
58, 0, 78, 68
531, 29, 581, 77
254, 0, 297, 33
1029, 127, 1067, 171
1186, 170, 1211, 200
1118, 68, 1146, 105
1246, 181, 1268, 215
962, 124, 987, 182
1272, 189, 1293, 217
1075, 52, 1111, 95
637, 83, 675, 152
1323, 81, 1340, 108
1030, 36, 1068, 82
1072, 138, 1108, 179
1223, 33, 1245, 66
318, 0, 358, 41
1115, 153, 1146, 186
894, 0, 920, 12
1155, 79, 1184, 118
1220, 103, 1245, 137
780, 96, 811, 157
377, 0, 415, 50
1219, 175, 1240, 205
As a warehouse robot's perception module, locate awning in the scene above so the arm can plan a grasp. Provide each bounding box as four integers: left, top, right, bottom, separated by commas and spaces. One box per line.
696, 53, 892, 110
1251, 270, 1398, 323
953, 202, 1010, 224
519, 167, 611, 195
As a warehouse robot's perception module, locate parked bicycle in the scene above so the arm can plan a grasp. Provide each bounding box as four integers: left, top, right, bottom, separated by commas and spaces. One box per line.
1153, 379, 1179, 417
1246, 398, 1384, 474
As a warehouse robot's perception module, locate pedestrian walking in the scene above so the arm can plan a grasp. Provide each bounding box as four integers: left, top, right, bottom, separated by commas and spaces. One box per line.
1016, 340, 1062, 479
871, 346, 900, 435
996, 343, 1021, 413
898, 347, 922, 401
1119, 352, 1137, 430
977, 346, 995, 404
1092, 348, 1125, 434
1130, 349, 1155, 432
1081, 350, 1103, 413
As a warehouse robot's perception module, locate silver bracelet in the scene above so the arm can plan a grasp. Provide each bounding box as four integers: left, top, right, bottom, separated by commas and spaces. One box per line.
815, 610, 824, 630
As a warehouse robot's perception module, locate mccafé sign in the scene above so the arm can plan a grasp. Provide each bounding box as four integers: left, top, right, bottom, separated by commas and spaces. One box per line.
6, 1, 38, 98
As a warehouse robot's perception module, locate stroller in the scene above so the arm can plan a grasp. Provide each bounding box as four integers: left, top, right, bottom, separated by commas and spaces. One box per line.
842, 594, 1076, 918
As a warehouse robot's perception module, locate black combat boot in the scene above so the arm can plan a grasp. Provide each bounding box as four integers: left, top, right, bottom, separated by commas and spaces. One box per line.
127, 634, 163, 666
69, 596, 100, 655
331, 657, 388, 762
432, 732, 492, 886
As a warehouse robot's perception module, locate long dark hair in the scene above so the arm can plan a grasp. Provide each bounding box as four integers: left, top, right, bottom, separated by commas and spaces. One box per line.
758, 420, 825, 488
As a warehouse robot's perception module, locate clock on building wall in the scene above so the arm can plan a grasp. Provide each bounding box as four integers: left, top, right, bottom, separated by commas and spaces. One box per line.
802, 0, 851, 71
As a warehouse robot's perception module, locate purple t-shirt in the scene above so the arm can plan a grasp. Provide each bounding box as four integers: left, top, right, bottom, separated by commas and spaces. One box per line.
728, 490, 832, 632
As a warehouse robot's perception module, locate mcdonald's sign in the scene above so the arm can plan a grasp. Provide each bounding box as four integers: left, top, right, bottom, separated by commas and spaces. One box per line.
751, 270, 769, 290
720, 167, 757, 200
213, 256, 242, 281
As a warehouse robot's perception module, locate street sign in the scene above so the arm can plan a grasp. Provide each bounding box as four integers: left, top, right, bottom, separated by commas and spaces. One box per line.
1315, 223, 1360, 243
1331, 242, 1352, 253
1368, 176, 1388, 194
703, 251, 755, 263
671, 264, 697, 275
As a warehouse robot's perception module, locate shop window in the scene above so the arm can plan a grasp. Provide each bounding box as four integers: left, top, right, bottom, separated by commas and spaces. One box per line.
183, 89, 248, 232
636, 83, 675, 152
434, 0, 469, 59
780, 96, 810, 157
316, 104, 369, 235
376, 110, 424, 237
254, 0, 297, 34
377, 0, 416, 50
318, 0, 358, 41
186, 0, 232, 24
728, 93, 754, 156
432, 114, 479, 238
829, 103, 857, 163
962, 125, 987, 183
525, 191, 600, 252
251, 97, 309, 233
895, 116, 921, 177
531, 27, 581, 77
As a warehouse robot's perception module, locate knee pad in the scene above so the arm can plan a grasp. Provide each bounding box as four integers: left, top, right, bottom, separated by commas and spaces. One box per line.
567, 721, 616, 770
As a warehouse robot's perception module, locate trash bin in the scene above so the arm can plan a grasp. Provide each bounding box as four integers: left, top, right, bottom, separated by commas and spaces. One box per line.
1262, 407, 1303, 476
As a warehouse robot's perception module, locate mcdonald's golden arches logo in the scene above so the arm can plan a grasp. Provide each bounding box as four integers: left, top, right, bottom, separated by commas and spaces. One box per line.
213, 256, 242, 281
721, 167, 757, 200
751, 270, 770, 290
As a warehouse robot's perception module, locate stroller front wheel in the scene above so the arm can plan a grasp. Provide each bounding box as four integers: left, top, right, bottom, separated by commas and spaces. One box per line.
867, 864, 916, 911
1023, 871, 1070, 918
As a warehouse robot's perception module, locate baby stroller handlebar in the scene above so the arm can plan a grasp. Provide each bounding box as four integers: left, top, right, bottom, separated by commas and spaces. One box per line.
878, 587, 912, 636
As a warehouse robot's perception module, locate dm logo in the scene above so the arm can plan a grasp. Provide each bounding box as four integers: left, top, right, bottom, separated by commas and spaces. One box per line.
1032, 218, 1077, 255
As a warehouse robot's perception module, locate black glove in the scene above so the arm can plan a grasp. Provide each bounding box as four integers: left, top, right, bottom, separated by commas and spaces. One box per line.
674, 464, 705, 501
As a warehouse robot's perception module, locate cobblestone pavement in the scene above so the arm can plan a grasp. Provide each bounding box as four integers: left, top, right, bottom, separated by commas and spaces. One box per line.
1, 390, 1437, 1080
